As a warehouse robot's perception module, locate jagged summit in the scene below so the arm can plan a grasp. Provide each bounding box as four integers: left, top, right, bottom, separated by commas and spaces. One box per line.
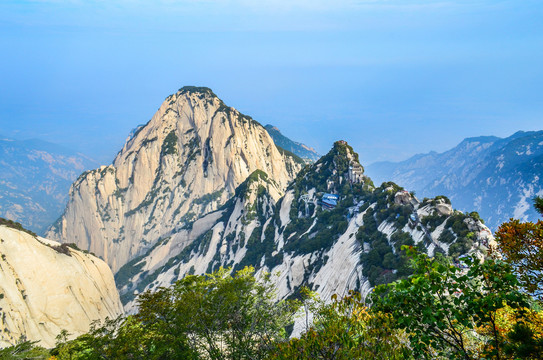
325, 140, 361, 164
173, 86, 259, 125
115, 141, 493, 313
290, 140, 368, 194
47, 87, 303, 272
177, 85, 216, 95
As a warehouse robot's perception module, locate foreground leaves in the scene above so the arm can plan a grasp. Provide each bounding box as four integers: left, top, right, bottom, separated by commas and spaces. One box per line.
273, 291, 410, 359
495, 196, 543, 299
371, 247, 535, 359
51, 267, 298, 360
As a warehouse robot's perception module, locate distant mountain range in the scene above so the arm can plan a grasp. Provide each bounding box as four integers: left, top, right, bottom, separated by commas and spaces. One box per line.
0, 138, 97, 234
264, 124, 320, 162
366, 131, 543, 230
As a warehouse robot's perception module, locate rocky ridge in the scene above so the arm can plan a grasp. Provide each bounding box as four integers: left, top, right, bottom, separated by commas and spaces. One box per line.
367, 131, 543, 230
0, 220, 123, 348
46, 87, 304, 272
264, 125, 320, 162
116, 141, 493, 313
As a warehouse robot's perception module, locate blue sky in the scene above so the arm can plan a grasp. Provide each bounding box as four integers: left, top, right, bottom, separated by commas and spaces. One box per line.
1, 0, 542, 164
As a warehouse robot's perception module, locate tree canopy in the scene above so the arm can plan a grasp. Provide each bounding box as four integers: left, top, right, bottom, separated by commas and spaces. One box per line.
4, 199, 543, 359
495, 196, 543, 298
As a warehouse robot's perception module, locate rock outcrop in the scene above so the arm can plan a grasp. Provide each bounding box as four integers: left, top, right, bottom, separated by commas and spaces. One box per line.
43, 86, 492, 319
367, 130, 543, 230
0, 222, 123, 348
46, 87, 304, 272
116, 141, 493, 313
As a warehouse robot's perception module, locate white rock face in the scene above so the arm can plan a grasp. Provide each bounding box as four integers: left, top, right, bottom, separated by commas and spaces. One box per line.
435, 199, 453, 216
0, 225, 123, 348
115, 142, 494, 316
118, 176, 495, 316
46, 87, 302, 272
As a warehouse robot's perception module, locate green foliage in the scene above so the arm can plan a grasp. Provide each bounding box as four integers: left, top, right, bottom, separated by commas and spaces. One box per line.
51, 316, 181, 360
273, 291, 410, 359
234, 221, 280, 271
140, 136, 158, 147
288, 141, 363, 196
446, 213, 470, 238
217, 169, 272, 226
51, 243, 72, 256
0, 339, 50, 359
161, 130, 178, 156
422, 195, 451, 207
279, 141, 379, 258
178, 86, 217, 98
53, 267, 298, 360
438, 228, 456, 244
358, 208, 415, 286
534, 196, 543, 215
503, 322, 543, 359
11, 254, 543, 360
235, 170, 271, 200
371, 247, 530, 359
0, 217, 37, 237
229, 171, 281, 270
124, 187, 160, 216
495, 196, 543, 299
115, 257, 147, 302
420, 212, 446, 233
283, 203, 349, 255
469, 211, 484, 224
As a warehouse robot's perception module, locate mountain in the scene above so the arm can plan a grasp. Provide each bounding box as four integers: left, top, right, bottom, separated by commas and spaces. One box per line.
366, 131, 543, 230
46, 87, 304, 272
115, 141, 493, 313
264, 125, 320, 162
45, 86, 491, 317
0, 219, 123, 348
0, 138, 97, 234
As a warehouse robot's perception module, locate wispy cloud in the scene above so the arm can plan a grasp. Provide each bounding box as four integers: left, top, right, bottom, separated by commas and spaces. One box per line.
15, 0, 500, 11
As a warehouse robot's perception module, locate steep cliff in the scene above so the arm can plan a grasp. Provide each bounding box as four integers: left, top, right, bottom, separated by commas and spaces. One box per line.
117, 141, 493, 311
46, 87, 303, 272
0, 220, 123, 348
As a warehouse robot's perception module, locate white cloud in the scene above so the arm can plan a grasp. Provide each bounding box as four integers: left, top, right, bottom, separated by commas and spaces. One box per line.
22, 0, 491, 12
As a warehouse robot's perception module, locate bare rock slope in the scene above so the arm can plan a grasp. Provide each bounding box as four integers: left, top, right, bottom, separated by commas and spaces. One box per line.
0, 222, 123, 348
47, 87, 303, 272
117, 142, 493, 312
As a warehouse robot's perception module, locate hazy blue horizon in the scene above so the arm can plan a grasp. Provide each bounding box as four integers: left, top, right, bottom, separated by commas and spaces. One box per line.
1, 0, 542, 165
